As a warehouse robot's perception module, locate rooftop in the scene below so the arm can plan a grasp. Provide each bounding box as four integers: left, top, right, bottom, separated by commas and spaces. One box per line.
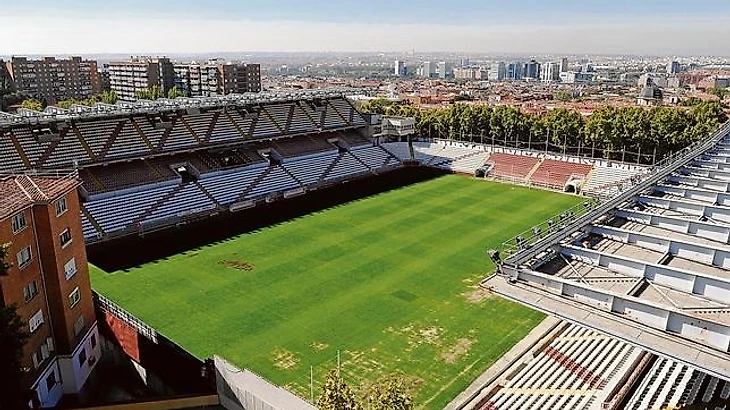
0, 173, 80, 221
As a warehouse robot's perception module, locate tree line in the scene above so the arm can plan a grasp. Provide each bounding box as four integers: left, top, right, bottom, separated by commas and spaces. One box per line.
360, 98, 728, 164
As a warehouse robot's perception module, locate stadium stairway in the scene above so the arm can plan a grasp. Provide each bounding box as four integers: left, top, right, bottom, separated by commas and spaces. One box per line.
319, 153, 345, 183
238, 167, 273, 200
71, 124, 98, 162
132, 183, 186, 224
81, 206, 105, 237
7, 130, 32, 169
98, 121, 125, 160
193, 181, 220, 207
224, 111, 248, 138
203, 112, 221, 143
524, 158, 544, 182
280, 165, 304, 186
131, 117, 156, 151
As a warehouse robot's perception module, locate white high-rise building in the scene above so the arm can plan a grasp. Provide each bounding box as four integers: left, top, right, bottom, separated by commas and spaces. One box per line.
394, 60, 406, 77
421, 61, 435, 78
560, 57, 569, 73
437, 61, 449, 79
541, 62, 561, 83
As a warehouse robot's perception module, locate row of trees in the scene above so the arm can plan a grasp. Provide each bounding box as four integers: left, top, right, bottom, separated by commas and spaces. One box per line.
361, 99, 728, 164
18, 91, 120, 112
135, 85, 186, 101
318, 370, 413, 410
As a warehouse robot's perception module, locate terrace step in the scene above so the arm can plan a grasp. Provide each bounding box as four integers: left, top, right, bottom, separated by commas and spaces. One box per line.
525, 157, 545, 181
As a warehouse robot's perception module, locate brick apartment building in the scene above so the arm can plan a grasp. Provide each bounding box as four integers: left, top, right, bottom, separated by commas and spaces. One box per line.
4, 57, 102, 104
107, 57, 261, 101
106, 57, 176, 102
173, 60, 261, 97
0, 174, 100, 408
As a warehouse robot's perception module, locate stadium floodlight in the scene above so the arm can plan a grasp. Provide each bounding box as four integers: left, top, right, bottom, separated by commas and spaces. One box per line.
547, 219, 556, 232
532, 226, 541, 238
583, 201, 592, 211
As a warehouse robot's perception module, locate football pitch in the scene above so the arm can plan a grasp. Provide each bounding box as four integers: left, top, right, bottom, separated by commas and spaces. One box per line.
90, 175, 582, 408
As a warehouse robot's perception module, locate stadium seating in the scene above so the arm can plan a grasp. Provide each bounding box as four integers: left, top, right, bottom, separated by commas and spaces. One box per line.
381, 142, 412, 161
487, 153, 540, 179
105, 120, 150, 159
245, 166, 300, 199
323, 153, 370, 181
197, 164, 268, 205
283, 153, 338, 185
271, 134, 336, 158
83, 182, 178, 234
582, 165, 647, 194
144, 183, 216, 223
351, 146, 398, 170
529, 159, 593, 188
487, 323, 640, 410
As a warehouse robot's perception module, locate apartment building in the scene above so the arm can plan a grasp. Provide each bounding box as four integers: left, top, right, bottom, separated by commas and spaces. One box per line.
0, 173, 99, 408
4, 57, 101, 104
173, 60, 261, 97
106, 57, 176, 102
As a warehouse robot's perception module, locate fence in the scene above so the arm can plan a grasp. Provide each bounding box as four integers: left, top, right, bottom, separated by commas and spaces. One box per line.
94, 291, 158, 344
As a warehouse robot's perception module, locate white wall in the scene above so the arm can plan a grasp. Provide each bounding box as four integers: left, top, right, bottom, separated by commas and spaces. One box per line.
58, 323, 101, 394
32, 361, 63, 408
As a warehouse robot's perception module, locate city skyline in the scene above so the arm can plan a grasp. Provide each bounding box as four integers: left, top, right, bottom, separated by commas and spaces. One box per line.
2, 1, 730, 55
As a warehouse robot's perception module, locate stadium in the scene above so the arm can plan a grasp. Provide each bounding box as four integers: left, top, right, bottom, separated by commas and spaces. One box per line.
1, 89, 729, 409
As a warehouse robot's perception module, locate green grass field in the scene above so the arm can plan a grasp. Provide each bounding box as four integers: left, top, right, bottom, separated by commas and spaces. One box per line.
90, 175, 581, 408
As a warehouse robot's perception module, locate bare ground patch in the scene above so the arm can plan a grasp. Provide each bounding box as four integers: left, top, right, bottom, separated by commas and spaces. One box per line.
463, 286, 493, 304
440, 338, 475, 364
218, 260, 255, 271
272, 348, 299, 370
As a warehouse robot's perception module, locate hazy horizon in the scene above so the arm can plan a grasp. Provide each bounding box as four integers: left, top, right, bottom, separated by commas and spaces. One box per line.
3, 0, 730, 56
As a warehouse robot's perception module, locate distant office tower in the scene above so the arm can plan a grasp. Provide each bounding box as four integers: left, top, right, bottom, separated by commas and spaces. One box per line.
421, 61, 435, 78
107, 57, 176, 102
394, 60, 406, 77
667, 61, 681, 74
523, 60, 541, 80
4, 57, 101, 104
0, 175, 100, 408
460, 57, 470, 68
489, 62, 507, 80
507, 62, 523, 80
560, 57, 569, 73
173, 60, 261, 97
541, 62, 561, 83
437, 62, 449, 79
581, 62, 595, 73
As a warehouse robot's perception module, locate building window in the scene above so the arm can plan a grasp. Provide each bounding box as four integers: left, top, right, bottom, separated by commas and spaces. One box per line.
17, 246, 32, 269
73, 315, 85, 336
69, 287, 80, 308
56, 197, 68, 216
23, 280, 38, 302
64, 258, 77, 280
29, 309, 44, 333
45, 370, 57, 391
59, 229, 72, 248
78, 347, 87, 367
11, 213, 26, 234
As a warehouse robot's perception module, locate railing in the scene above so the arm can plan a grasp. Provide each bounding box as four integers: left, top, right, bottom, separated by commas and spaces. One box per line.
500, 199, 599, 259
94, 291, 158, 343
502, 120, 730, 266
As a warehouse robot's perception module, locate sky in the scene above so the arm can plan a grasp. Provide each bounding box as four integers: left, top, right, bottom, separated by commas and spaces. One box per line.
2, 0, 730, 56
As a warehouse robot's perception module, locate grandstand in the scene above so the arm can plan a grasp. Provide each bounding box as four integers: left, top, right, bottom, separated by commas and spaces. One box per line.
382, 141, 647, 193
484, 121, 730, 381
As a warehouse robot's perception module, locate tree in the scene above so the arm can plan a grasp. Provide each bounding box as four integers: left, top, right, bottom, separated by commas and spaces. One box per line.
100, 90, 118, 105
167, 86, 186, 99
707, 87, 729, 100
0, 303, 30, 409
554, 91, 572, 102
0, 243, 11, 275
135, 85, 164, 101
317, 370, 361, 410
369, 373, 413, 410
20, 99, 43, 111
